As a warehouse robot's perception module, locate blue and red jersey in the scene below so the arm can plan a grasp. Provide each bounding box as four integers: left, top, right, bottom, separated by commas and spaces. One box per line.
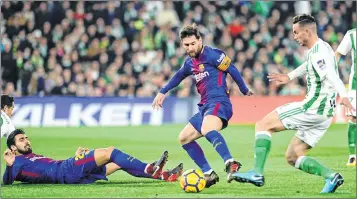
160, 46, 248, 104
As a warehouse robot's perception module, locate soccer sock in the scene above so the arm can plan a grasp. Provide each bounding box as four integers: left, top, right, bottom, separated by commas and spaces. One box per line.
122, 169, 153, 179
205, 130, 233, 163
253, 131, 272, 175
110, 149, 147, 172
182, 141, 212, 173
347, 122, 356, 156
295, 156, 335, 179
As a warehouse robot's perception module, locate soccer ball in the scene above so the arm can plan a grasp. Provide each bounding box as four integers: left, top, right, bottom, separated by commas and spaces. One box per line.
179, 169, 206, 193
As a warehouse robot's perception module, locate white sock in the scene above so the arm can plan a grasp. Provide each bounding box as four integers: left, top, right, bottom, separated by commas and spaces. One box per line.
225, 158, 234, 166
204, 169, 213, 175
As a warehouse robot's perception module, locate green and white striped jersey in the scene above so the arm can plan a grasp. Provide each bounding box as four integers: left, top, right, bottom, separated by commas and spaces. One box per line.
1, 110, 15, 139
302, 39, 339, 117
337, 28, 356, 91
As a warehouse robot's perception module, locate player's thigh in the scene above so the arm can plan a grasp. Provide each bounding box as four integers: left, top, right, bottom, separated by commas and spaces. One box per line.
105, 163, 121, 176
201, 115, 224, 135
201, 102, 232, 134
255, 109, 286, 133
178, 122, 202, 145
285, 136, 311, 165
347, 90, 356, 119
94, 146, 115, 166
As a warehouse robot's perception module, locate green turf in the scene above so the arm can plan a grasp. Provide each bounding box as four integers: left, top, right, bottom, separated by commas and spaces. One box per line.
1, 124, 356, 198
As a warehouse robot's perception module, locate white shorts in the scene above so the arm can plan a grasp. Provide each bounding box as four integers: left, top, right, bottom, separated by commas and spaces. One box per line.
276, 102, 332, 147
347, 90, 356, 117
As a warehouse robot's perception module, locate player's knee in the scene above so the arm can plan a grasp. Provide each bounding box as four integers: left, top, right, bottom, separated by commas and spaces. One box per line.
178, 133, 190, 145
105, 146, 116, 159
255, 119, 269, 132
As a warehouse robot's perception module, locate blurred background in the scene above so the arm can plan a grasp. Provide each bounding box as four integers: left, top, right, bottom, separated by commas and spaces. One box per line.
1, 1, 356, 126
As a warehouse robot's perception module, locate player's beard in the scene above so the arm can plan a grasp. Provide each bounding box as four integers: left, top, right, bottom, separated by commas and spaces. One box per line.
188, 44, 203, 58
18, 145, 33, 155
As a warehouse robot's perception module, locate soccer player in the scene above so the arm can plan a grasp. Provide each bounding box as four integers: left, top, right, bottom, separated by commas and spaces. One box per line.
335, 28, 356, 167
3, 129, 183, 184
152, 23, 253, 188
231, 14, 355, 193
1, 95, 16, 139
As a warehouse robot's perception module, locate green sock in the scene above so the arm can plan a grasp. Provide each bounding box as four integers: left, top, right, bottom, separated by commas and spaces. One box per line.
296, 156, 335, 179
347, 122, 356, 156
253, 132, 272, 175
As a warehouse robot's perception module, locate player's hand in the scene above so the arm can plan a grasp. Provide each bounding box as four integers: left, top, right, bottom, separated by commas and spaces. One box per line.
76, 147, 90, 156
152, 93, 166, 110
267, 73, 290, 85
4, 149, 15, 166
340, 97, 356, 114
246, 89, 254, 96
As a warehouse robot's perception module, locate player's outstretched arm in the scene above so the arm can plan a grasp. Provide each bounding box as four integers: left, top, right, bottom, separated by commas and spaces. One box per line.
268, 62, 307, 85
3, 149, 16, 185
152, 67, 189, 109
226, 64, 252, 95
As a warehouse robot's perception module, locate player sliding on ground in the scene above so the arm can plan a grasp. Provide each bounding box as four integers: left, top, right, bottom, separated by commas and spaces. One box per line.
3, 129, 183, 184
335, 28, 356, 167
230, 14, 355, 193
152, 23, 253, 188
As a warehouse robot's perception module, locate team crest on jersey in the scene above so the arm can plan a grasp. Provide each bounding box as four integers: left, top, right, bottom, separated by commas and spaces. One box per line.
317, 59, 326, 69
199, 64, 205, 72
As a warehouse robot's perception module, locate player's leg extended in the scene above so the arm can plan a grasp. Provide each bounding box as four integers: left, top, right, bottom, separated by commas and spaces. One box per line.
179, 123, 214, 175
346, 116, 356, 166
231, 109, 285, 186
94, 147, 168, 179
201, 114, 242, 183
288, 136, 344, 193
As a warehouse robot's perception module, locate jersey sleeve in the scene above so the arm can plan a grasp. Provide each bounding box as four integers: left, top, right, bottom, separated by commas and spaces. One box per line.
3, 161, 21, 185
337, 32, 352, 56
159, 60, 191, 94
311, 51, 348, 97
310, 51, 335, 79
210, 48, 232, 71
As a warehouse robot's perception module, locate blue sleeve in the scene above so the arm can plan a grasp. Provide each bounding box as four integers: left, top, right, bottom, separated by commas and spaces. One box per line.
227, 63, 249, 95
209, 47, 249, 95
3, 160, 21, 185
210, 48, 232, 71
159, 64, 190, 94
3, 165, 17, 185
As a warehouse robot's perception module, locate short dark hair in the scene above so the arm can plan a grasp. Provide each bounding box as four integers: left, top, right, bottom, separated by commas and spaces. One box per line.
1, 95, 14, 110
7, 129, 26, 149
293, 14, 316, 25
179, 23, 201, 40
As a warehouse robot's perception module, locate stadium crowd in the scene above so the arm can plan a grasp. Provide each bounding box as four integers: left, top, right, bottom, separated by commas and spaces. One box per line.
1, 1, 356, 97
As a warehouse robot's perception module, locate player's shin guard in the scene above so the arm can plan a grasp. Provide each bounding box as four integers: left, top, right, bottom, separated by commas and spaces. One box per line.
253, 131, 272, 174
205, 130, 233, 163
295, 156, 335, 179
110, 149, 147, 172
182, 141, 212, 173
347, 122, 356, 156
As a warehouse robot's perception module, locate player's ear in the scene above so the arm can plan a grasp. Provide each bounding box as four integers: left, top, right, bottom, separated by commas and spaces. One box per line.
10, 145, 17, 152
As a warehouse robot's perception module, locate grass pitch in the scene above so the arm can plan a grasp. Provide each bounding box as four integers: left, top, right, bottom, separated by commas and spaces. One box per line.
1, 124, 356, 198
